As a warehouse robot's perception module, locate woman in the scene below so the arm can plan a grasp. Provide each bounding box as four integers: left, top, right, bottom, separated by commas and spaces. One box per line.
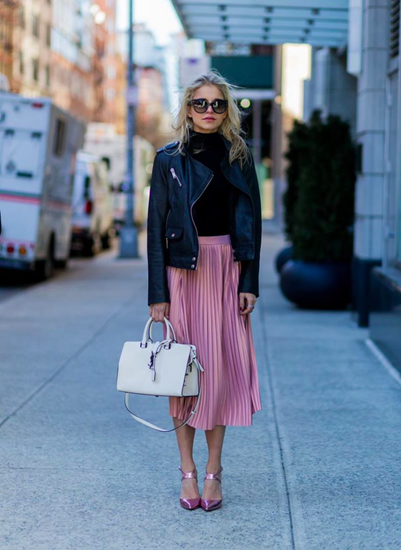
147, 69, 262, 511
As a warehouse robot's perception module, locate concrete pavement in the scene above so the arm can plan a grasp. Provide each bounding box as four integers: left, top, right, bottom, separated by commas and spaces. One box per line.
1, 228, 401, 549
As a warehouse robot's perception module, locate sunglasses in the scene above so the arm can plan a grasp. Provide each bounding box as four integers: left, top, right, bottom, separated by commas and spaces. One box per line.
187, 98, 228, 114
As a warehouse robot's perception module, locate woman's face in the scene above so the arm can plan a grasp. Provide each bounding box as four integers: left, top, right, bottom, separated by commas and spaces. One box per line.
187, 84, 228, 134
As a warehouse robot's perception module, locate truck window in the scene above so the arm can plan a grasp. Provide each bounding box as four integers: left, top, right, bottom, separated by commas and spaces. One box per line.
83, 176, 91, 199
53, 118, 66, 157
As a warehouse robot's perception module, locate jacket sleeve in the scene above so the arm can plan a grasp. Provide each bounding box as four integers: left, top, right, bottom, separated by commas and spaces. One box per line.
238, 149, 262, 298
147, 153, 170, 306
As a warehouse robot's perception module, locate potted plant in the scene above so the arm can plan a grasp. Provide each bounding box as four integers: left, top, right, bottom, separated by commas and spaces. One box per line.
280, 110, 356, 309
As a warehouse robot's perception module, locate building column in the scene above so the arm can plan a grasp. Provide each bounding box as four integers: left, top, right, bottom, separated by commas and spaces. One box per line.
352, 0, 390, 326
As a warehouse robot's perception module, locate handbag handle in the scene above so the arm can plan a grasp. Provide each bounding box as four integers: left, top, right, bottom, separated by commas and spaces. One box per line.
149, 317, 177, 342
149, 317, 177, 343
123, 385, 202, 432
142, 316, 177, 346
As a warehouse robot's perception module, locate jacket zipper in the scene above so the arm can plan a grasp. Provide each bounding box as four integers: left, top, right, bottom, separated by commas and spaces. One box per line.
190, 172, 214, 269
170, 167, 182, 187
165, 209, 171, 249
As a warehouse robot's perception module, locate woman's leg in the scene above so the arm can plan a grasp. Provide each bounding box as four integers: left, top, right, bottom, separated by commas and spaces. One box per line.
202, 425, 226, 500
173, 417, 200, 499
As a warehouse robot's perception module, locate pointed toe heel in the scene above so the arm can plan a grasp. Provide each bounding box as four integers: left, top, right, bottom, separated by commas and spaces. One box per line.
200, 467, 223, 512
180, 497, 201, 510
179, 466, 200, 510
200, 498, 222, 512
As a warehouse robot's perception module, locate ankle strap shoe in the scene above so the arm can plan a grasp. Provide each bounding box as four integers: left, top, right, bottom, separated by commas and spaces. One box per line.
178, 466, 201, 510
200, 466, 223, 511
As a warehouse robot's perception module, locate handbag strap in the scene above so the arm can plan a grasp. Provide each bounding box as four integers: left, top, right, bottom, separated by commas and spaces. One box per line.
123, 385, 202, 432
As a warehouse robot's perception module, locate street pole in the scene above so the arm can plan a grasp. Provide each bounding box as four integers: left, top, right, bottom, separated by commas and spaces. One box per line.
119, 0, 139, 258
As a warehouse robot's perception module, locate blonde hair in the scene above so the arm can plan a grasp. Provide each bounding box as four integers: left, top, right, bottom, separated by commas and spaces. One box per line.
170, 68, 251, 170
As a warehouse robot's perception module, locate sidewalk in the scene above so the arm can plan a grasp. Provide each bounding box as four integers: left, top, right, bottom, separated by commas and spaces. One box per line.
1, 229, 401, 549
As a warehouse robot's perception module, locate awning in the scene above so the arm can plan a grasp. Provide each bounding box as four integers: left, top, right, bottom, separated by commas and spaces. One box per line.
170, 0, 349, 48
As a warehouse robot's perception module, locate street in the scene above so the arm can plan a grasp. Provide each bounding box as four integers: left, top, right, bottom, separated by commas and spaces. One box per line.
1, 227, 401, 550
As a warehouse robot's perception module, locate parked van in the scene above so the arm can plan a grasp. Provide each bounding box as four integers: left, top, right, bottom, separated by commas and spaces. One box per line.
83, 123, 154, 232
70, 151, 115, 256
0, 93, 85, 279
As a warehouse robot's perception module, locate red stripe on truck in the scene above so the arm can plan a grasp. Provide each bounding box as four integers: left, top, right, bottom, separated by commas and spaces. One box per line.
0, 193, 41, 205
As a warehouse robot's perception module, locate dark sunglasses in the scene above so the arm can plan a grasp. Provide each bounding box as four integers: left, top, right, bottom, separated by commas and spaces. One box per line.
187, 98, 228, 114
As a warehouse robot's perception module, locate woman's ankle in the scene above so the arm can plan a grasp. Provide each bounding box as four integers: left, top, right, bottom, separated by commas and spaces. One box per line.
180, 460, 196, 472
205, 461, 222, 474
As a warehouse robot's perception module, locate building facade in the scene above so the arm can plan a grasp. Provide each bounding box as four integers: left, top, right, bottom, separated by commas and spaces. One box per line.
1, 0, 123, 126
0, 0, 20, 91
363, 0, 401, 371
303, 0, 401, 369
12, 0, 53, 96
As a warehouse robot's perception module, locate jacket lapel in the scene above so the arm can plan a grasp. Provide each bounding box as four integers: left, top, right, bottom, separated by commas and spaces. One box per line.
182, 131, 251, 201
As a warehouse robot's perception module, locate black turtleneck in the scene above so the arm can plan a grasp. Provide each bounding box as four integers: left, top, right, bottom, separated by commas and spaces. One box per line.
187, 130, 231, 236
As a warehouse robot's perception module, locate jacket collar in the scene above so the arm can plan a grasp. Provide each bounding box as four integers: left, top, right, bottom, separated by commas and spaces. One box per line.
183, 130, 250, 197
184, 129, 232, 154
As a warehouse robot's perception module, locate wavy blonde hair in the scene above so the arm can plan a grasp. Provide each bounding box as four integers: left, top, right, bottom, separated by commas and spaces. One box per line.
170, 68, 251, 170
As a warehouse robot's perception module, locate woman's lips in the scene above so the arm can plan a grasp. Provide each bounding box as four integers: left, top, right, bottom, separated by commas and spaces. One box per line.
203, 117, 215, 121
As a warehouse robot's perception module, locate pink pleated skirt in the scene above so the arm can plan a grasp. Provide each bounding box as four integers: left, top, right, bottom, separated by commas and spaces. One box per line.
162, 234, 262, 431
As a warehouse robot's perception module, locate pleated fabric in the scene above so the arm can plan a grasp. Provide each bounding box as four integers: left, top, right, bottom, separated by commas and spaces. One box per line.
162, 234, 262, 431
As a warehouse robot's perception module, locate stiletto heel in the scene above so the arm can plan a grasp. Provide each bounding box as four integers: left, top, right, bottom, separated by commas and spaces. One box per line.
200, 466, 223, 511
178, 466, 201, 510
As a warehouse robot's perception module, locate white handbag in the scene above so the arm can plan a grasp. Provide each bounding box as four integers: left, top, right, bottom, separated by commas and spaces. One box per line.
116, 316, 204, 432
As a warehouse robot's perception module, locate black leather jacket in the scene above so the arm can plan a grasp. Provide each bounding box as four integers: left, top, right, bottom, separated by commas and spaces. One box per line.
147, 134, 262, 306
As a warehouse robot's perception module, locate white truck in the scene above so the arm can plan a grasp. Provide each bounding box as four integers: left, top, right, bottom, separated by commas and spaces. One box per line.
0, 93, 85, 279
83, 123, 154, 232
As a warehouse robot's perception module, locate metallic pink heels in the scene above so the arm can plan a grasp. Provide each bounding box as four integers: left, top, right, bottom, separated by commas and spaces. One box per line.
200, 466, 223, 511
179, 466, 201, 510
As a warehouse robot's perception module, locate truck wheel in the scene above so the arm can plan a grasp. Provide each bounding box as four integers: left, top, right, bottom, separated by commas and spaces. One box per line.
35, 240, 55, 281
101, 231, 111, 250
55, 258, 68, 269
83, 236, 95, 257
83, 235, 101, 257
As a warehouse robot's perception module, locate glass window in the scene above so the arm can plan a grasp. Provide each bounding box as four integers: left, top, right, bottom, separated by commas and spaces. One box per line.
46, 24, 51, 47
45, 65, 50, 88
32, 14, 39, 38
32, 58, 39, 81
20, 6, 25, 29
385, 69, 400, 266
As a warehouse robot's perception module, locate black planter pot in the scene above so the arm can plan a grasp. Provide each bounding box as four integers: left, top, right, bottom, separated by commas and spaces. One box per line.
275, 245, 293, 273
280, 259, 352, 309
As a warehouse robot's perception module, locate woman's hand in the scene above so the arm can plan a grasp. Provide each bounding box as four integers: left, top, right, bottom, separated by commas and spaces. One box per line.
149, 302, 170, 322
239, 293, 257, 315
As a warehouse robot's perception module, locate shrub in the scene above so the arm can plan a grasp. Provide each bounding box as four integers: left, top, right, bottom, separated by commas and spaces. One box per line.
287, 110, 356, 262
282, 119, 310, 241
